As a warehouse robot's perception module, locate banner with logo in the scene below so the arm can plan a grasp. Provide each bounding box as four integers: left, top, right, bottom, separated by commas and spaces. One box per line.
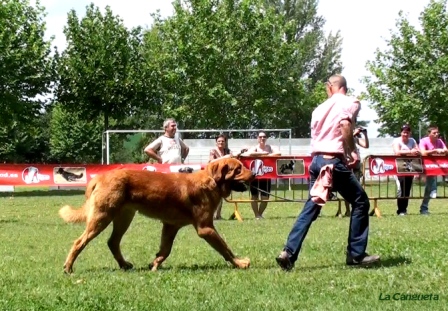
239, 156, 313, 179
368, 155, 448, 176
0, 163, 204, 186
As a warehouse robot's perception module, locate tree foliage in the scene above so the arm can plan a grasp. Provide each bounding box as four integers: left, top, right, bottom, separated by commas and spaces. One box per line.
49, 104, 103, 163
54, 4, 147, 131
0, 0, 54, 161
363, 0, 448, 136
141, 0, 342, 137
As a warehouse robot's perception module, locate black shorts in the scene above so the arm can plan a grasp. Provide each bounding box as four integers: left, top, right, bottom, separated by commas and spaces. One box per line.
250, 179, 272, 197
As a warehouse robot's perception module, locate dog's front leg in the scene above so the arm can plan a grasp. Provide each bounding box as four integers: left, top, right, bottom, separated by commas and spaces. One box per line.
195, 225, 250, 269
149, 223, 181, 271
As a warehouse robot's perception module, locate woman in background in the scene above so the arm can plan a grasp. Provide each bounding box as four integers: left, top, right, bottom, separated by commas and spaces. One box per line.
209, 134, 240, 220
392, 124, 420, 216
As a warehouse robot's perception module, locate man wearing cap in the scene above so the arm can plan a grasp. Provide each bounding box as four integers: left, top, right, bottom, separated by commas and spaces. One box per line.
275, 74, 380, 271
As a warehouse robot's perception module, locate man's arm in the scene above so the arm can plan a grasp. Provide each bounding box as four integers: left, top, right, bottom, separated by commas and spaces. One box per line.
419, 141, 434, 156
144, 138, 162, 163
180, 140, 189, 160
144, 146, 162, 163
341, 120, 356, 153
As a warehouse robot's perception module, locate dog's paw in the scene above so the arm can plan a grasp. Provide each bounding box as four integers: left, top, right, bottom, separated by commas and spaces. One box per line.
120, 261, 134, 271
148, 263, 159, 272
234, 257, 250, 269
63, 265, 73, 275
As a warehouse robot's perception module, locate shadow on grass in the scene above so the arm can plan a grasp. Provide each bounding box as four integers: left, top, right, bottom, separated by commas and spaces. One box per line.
73, 256, 412, 275
0, 190, 85, 197
83, 263, 232, 274
0, 219, 20, 224
347, 256, 412, 270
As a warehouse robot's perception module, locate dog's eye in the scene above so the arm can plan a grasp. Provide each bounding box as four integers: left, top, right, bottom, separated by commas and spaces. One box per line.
235, 168, 241, 174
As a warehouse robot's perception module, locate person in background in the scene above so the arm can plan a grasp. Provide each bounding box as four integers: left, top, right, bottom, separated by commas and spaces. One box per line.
209, 134, 242, 220
144, 118, 189, 164
392, 124, 420, 216
339, 126, 370, 217
244, 132, 281, 219
418, 125, 447, 215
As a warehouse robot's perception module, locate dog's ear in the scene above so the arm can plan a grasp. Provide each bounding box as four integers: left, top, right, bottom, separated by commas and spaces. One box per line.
208, 160, 234, 183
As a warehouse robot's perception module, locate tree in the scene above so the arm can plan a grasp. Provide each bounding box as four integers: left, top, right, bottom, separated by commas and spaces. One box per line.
54, 3, 148, 132
49, 104, 103, 163
140, 0, 342, 138
0, 0, 54, 161
263, 0, 343, 137
363, 0, 448, 137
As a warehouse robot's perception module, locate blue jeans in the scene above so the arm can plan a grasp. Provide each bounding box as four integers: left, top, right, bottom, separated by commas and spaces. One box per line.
282, 155, 370, 264
420, 176, 437, 213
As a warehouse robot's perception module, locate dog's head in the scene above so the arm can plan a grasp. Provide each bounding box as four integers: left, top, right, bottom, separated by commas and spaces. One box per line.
56, 168, 64, 174
207, 158, 255, 196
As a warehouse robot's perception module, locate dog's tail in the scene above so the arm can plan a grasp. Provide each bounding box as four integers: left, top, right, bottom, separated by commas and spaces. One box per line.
59, 204, 87, 223
58, 176, 98, 223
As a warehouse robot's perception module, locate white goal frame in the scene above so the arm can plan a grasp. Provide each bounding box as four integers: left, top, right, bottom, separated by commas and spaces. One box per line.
102, 128, 292, 164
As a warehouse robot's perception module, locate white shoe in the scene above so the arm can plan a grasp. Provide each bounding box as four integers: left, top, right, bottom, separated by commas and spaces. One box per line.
430, 190, 437, 199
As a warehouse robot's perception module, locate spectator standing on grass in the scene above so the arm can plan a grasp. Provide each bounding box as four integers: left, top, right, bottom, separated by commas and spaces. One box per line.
275, 74, 379, 271
144, 118, 189, 164
244, 132, 281, 219
209, 134, 243, 220
418, 125, 447, 215
392, 124, 420, 216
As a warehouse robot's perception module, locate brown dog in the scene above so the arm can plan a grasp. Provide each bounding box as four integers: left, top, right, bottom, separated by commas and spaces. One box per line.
59, 158, 255, 274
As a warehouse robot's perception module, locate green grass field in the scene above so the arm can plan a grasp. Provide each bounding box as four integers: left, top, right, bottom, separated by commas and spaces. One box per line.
1, 188, 448, 311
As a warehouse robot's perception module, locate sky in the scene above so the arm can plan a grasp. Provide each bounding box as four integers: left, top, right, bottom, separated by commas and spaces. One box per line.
40, 0, 432, 137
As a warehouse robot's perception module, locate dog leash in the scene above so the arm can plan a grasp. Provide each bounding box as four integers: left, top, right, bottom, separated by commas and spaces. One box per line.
249, 185, 303, 202
250, 186, 339, 203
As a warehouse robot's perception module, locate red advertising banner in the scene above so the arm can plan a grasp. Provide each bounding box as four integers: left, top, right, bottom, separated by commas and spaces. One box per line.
368, 155, 448, 176
6, 154, 446, 187
239, 156, 313, 179
0, 156, 314, 187
0, 163, 205, 186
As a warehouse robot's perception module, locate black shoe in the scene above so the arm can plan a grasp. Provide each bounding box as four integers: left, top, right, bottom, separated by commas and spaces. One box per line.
276, 251, 294, 271
346, 253, 380, 266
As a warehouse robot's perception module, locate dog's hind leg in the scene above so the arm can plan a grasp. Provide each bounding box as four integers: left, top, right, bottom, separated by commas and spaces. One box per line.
149, 223, 180, 271
108, 208, 136, 271
195, 223, 250, 269
63, 211, 112, 274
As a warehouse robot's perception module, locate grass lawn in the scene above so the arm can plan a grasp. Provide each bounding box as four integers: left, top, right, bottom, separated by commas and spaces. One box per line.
1, 188, 447, 311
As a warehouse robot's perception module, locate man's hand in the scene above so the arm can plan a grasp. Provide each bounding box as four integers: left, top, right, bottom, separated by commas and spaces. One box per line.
347, 151, 359, 169
410, 148, 420, 156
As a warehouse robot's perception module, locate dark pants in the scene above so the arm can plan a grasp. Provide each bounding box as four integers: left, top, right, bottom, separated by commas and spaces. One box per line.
396, 176, 414, 214
282, 155, 370, 264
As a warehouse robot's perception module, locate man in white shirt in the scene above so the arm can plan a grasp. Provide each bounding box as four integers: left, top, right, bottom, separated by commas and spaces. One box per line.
144, 118, 189, 164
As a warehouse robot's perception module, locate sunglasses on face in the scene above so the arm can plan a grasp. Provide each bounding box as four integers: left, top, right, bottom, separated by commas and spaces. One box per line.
258, 136, 266, 138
